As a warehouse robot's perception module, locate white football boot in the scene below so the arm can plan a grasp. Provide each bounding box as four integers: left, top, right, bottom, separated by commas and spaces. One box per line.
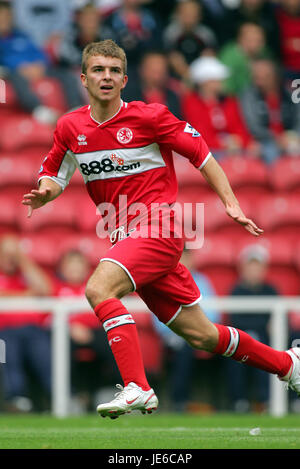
280, 347, 300, 396
97, 382, 159, 419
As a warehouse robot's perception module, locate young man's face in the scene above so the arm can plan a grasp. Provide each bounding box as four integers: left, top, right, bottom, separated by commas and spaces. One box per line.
81, 55, 128, 104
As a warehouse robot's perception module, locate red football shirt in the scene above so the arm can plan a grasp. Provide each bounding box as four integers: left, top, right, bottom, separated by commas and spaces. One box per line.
53, 280, 99, 328
38, 100, 211, 236
0, 271, 47, 328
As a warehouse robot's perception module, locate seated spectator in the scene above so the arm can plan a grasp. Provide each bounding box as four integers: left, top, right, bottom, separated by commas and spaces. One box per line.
226, 244, 278, 413
219, 0, 280, 57
274, 0, 300, 81
152, 245, 220, 412
104, 0, 162, 77
182, 56, 258, 159
57, 2, 114, 70
94, 0, 122, 17
0, 235, 52, 412
163, 0, 217, 81
53, 249, 119, 412
0, 1, 84, 124
122, 51, 182, 118
12, 0, 72, 49
219, 22, 273, 95
240, 58, 300, 163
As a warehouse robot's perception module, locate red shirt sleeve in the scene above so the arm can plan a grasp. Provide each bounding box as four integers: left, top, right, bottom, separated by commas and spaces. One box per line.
150, 103, 212, 169
38, 117, 77, 190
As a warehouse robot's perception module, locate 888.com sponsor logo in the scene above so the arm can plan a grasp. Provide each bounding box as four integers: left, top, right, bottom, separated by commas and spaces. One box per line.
79, 157, 140, 176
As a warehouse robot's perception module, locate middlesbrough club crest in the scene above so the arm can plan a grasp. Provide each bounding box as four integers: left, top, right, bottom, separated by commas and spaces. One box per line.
117, 127, 133, 144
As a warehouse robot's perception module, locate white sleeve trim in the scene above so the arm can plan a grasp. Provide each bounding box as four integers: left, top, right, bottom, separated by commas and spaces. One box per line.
38, 151, 77, 190
38, 175, 65, 190
197, 152, 212, 170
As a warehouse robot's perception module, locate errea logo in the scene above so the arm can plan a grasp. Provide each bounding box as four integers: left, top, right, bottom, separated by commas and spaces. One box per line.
77, 134, 87, 146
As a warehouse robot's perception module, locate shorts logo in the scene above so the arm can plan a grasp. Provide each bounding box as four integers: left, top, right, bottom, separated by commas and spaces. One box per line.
117, 128, 133, 144
77, 134, 87, 146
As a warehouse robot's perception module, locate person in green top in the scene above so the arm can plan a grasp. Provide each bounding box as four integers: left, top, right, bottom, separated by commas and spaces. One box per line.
219, 22, 273, 96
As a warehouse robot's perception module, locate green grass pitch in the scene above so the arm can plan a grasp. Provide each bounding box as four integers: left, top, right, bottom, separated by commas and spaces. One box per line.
0, 413, 300, 449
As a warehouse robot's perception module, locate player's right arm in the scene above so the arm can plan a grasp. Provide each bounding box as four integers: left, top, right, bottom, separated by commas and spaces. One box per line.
22, 177, 62, 218
21, 116, 76, 218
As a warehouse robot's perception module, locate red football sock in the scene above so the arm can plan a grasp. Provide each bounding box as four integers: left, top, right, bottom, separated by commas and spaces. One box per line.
94, 298, 151, 391
213, 323, 292, 378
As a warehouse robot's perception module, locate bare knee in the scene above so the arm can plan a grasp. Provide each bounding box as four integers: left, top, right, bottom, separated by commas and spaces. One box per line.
85, 261, 133, 308
85, 278, 112, 306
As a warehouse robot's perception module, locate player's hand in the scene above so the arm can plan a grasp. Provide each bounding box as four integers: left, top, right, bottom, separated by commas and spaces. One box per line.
226, 204, 264, 237
21, 188, 51, 218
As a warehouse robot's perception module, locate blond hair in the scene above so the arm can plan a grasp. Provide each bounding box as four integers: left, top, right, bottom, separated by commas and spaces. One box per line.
82, 40, 127, 75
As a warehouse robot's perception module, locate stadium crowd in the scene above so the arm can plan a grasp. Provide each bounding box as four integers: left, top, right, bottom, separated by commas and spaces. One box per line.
0, 0, 300, 414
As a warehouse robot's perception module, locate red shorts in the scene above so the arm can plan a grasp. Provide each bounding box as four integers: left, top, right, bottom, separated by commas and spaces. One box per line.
100, 229, 201, 325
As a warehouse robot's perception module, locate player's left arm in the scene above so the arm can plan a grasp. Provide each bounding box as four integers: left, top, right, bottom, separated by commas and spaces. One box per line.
200, 156, 263, 237
152, 104, 263, 236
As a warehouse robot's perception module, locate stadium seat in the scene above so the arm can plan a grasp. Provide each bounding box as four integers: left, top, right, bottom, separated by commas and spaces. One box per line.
233, 186, 273, 207
192, 234, 235, 270
270, 157, 300, 192
201, 193, 253, 233
0, 152, 37, 187
294, 241, 300, 274
0, 193, 19, 230
256, 194, 300, 239
219, 155, 269, 190
0, 113, 53, 151
30, 77, 68, 114
234, 234, 294, 267
64, 186, 102, 233
1, 81, 20, 112
173, 152, 208, 188
14, 146, 52, 165
201, 266, 238, 296
20, 233, 59, 267
57, 233, 111, 266
18, 194, 77, 232
266, 266, 300, 296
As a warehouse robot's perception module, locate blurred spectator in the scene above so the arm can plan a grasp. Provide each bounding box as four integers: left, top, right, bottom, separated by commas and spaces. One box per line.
122, 51, 182, 118
54, 249, 119, 412
12, 0, 72, 49
143, 0, 177, 28
226, 244, 278, 413
240, 58, 300, 163
219, 0, 280, 56
0, 235, 52, 412
152, 246, 220, 412
57, 2, 114, 70
0, 1, 84, 123
219, 22, 273, 95
274, 0, 300, 80
163, 0, 218, 82
182, 56, 259, 159
104, 0, 162, 76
